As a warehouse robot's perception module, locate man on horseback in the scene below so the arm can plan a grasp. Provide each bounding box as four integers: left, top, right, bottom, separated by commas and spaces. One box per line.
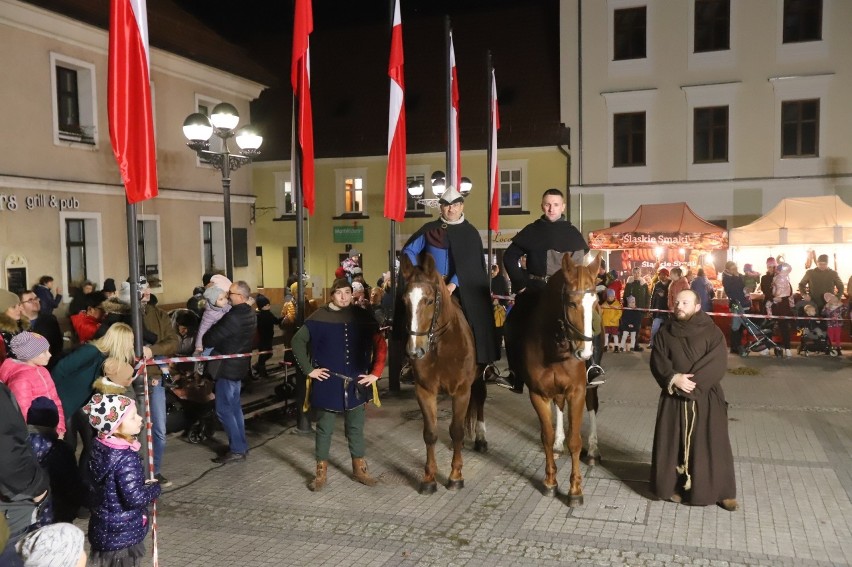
501, 189, 590, 393
395, 186, 500, 378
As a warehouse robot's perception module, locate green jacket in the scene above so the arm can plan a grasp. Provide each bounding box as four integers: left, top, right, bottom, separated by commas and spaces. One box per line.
51, 344, 106, 417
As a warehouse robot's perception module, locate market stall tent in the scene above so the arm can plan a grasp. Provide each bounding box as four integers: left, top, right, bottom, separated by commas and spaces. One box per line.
588, 202, 728, 275
729, 195, 852, 286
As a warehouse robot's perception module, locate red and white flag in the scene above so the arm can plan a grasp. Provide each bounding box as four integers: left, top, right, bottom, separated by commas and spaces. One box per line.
384, 0, 406, 222
489, 69, 500, 232
108, 0, 158, 204
449, 31, 461, 189
292, 0, 315, 215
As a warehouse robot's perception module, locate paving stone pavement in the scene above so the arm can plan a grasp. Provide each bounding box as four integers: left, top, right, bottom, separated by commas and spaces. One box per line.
91, 350, 852, 566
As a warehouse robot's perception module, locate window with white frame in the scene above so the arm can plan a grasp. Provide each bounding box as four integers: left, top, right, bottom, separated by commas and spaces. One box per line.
274, 171, 296, 216
782, 0, 822, 43
195, 95, 224, 167
335, 168, 368, 216
770, 74, 830, 176
613, 6, 646, 61
60, 212, 103, 295
682, 82, 738, 179
500, 169, 522, 209
50, 53, 98, 147
201, 218, 226, 274
137, 216, 162, 289
602, 89, 656, 183
694, 0, 730, 53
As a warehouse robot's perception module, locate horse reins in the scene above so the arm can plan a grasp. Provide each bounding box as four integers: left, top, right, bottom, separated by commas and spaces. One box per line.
406, 284, 448, 350
559, 283, 597, 344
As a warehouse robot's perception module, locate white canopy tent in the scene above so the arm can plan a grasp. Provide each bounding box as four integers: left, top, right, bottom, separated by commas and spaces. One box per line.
729, 195, 852, 286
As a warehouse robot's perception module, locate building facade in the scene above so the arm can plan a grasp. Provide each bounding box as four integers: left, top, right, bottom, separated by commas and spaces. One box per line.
0, 0, 265, 305
559, 0, 852, 236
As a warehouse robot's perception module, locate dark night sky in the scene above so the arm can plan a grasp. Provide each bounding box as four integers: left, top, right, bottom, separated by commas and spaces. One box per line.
173, 0, 562, 161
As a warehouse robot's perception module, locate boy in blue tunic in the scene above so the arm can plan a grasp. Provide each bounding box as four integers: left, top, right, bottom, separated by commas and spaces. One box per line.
291, 278, 387, 491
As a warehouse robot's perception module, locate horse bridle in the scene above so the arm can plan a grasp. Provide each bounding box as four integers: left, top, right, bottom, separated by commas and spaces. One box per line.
406, 284, 445, 350
559, 283, 596, 345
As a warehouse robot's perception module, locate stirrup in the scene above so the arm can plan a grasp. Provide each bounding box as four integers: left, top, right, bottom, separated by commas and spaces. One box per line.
586, 364, 606, 387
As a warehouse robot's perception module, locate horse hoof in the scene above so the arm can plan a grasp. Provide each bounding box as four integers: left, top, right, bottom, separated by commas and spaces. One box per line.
542, 484, 558, 497
446, 479, 464, 491
567, 494, 584, 507
418, 482, 438, 495
473, 440, 488, 453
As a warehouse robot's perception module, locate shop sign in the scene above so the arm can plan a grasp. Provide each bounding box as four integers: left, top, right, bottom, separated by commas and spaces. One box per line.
333, 226, 364, 243
0, 193, 81, 212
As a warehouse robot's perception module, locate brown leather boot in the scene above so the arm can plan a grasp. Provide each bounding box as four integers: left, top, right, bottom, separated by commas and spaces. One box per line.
308, 461, 328, 492
351, 457, 378, 486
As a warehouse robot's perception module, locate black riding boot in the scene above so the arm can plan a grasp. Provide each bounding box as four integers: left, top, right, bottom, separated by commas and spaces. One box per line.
730, 328, 743, 354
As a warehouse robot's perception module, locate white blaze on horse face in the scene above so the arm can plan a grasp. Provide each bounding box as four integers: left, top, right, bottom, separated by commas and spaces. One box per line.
407, 286, 425, 352
580, 292, 596, 360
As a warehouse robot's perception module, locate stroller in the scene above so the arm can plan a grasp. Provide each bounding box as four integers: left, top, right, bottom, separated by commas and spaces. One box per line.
795, 300, 839, 357
166, 309, 218, 443
731, 303, 783, 357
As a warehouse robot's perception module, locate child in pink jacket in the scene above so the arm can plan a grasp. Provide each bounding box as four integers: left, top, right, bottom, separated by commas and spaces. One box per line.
0, 331, 65, 436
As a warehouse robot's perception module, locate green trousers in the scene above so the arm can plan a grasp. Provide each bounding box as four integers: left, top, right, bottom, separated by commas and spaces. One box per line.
314, 405, 366, 461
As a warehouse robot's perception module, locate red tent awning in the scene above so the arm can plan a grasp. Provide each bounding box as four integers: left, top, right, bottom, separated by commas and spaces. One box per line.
588, 202, 728, 250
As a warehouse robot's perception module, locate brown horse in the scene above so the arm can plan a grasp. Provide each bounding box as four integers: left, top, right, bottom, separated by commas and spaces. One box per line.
399, 253, 487, 494
519, 253, 602, 506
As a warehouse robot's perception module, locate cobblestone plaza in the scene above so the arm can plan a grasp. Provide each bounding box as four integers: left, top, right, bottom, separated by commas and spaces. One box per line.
124, 351, 851, 566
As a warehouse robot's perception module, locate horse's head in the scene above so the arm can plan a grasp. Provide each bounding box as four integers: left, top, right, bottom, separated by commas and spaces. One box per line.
400, 253, 444, 359
559, 252, 602, 360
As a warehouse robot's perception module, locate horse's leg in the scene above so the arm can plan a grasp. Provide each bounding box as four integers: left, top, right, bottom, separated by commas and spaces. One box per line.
447, 388, 472, 490
552, 401, 565, 453
469, 372, 488, 453
566, 388, 586, 507
530, 392, 558, 496
584, 387, 601, 465
415, 383, 439, 494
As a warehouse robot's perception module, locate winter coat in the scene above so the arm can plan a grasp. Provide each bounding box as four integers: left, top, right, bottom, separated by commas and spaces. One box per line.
690, 276, 714, 313
203, 303, 257, 381
0, 313, 29, 363
0, 382, 49, 539
601, 300, 622, 329
29, 314, 64, 369
0, 358, 66, 435
28, 429, 84, 524
33, 284, 62, 316
71, 312, 101, 344
256, 310, 280, 350
722, 272, 750, 311
623, 278, 650, 309
51, 344, 107, 419
88, 439, 161, 551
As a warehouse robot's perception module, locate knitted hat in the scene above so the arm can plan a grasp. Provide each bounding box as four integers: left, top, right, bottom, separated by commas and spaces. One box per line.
605, 288, 616, 298
0, 289, 19, 313
82, 393, 135, 439
26, 396, 59, 428
766, 257, 777, 267
209, 274, 232, 293
817, 254, 829, 263
203, 285, 226, 305
626, 295, 636, 307
743, 263, 753, 273
102, 278, 117, 293
824, 292, 839, 304
255, 294, 270, 309
10, 332, 50, 362
351, 281, 364, 294
330, 278, 353, 294
334, 266, 347, 279
16, 523, 85, 567
658, 268, 669, 277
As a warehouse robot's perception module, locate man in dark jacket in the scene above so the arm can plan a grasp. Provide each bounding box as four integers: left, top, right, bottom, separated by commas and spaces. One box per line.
0, 382, 49, 563
649, 268, 671, 347
650, 289, 737, 511
501, 189, 589, 393
18, 290, 63, 369
204, 280, 257, 464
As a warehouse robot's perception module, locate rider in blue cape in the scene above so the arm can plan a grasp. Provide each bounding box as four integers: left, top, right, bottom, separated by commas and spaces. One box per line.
393, 185, 499, 370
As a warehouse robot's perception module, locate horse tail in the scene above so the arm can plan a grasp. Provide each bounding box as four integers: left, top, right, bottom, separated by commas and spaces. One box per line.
466, 372, 486, 438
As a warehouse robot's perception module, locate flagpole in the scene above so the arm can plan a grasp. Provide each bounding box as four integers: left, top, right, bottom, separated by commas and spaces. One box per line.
387, 0, 400, 393
486, 50, 493, 276
445, 16, 452, 182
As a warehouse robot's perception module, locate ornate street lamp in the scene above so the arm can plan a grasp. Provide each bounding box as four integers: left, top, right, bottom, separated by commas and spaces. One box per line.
406, 170, 473, 209
183, 103, 262, 279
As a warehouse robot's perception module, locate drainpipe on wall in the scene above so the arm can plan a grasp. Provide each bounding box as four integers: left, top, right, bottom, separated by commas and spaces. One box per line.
557, 124, 571, 220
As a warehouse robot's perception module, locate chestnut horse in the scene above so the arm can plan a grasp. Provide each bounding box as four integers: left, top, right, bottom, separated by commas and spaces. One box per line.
519, 253, 601, 506
400, 253, 487, 494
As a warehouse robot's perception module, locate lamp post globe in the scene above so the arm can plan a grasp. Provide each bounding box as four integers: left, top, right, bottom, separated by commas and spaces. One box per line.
460, 176, 473, 196
209, 102, 240, 131
430, 170, 446, 197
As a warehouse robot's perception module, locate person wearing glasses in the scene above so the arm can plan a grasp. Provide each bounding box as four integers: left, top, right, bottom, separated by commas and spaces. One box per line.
18, 290, 63, 369
203, 281, 257, 464
394, 186, 499, 379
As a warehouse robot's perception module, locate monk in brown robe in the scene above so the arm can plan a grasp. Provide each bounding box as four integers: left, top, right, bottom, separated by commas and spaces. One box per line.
650, 289, 738, 511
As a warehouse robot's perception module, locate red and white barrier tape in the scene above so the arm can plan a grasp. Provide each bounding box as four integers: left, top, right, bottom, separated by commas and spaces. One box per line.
141, 347, 288, 365
133, 359, 158, 567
